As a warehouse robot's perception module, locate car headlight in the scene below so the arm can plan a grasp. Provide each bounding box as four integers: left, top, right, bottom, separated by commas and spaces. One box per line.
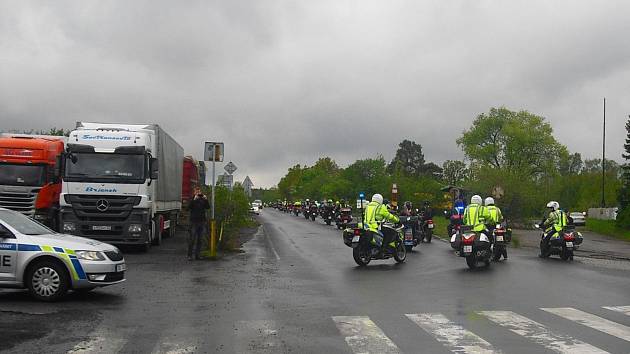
63, 222, 76, 232
75, 250, 106, 261
128, 224, 143, 233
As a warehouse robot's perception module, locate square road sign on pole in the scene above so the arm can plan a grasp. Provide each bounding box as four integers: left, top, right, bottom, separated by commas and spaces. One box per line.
204, 142, 224, 162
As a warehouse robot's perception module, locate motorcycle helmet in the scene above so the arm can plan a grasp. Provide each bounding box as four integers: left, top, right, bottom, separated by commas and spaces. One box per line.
372, 194, 384, 204
404, 201, 412, 209
484, 197, 495, 206
471, 195, 483, 205
546, 201, 559, 211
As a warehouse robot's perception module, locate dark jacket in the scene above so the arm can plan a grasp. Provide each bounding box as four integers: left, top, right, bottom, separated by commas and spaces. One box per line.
189, 196, 210, 223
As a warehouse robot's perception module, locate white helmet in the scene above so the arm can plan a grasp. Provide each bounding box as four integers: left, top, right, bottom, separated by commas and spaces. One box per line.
471, 195, 482, 205
546, 201, 559, 211
372, 193, 384, 204
484, 197, 495, 206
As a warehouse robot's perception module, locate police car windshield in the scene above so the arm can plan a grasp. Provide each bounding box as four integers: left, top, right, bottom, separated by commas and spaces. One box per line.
0, 210, 54, 235
65, 152, 145, 183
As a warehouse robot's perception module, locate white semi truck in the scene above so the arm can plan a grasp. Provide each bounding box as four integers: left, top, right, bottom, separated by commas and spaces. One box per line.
59, 122, 184, 251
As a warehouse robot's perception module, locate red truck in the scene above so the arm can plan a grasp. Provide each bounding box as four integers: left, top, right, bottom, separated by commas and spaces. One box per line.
0, 134, 66, 229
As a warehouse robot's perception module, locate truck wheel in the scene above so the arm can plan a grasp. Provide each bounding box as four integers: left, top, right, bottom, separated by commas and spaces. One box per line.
152, 218, 162, 246
26, 260, 69, 302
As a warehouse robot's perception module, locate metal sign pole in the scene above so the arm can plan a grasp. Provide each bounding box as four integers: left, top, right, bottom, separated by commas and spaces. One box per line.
210, 146, 217, 257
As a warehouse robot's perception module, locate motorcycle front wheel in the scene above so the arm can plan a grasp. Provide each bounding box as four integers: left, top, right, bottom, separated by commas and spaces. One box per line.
394, 242, 407, 263
353, 247, 371, 266
405, 245, 413, 253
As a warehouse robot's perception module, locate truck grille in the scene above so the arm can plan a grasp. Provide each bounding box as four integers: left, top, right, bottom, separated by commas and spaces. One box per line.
0, 187, 41, 216
66, 195, 141, 222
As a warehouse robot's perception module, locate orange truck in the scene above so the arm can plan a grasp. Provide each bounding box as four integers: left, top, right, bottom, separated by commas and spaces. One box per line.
0, 134, 66, 229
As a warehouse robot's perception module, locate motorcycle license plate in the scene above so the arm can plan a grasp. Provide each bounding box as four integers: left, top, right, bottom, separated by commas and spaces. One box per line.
463, 245, 472, 253
404, 241, 414, 246
428, 224, 434, 229
565, 242, 573, 248
405, 232, 413, 240
352, 236, 360, 243
496, 235, 504, 242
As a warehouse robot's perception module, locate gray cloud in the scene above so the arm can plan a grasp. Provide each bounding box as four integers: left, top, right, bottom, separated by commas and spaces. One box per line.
2, 1, 630, 187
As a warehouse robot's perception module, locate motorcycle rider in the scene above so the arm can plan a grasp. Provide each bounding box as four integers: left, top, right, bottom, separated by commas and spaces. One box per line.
485, 197, 506, 259
364, 193, 400, 253
539, 201, 568, 258
401, 201, 418, 239
463, 195, 489, 233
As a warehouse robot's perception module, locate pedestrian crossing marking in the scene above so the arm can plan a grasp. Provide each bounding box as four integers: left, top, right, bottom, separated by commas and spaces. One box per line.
542, 307, 630, 342
478, 310, 608, 354
406, 313, 498, 353
603, 306, 630, 317
332, 316, 401, 354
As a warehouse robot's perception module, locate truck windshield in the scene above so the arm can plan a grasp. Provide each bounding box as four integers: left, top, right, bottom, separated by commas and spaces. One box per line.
0, 210, 54, 235
0, 163, 47, 186
65, 153, 145, 183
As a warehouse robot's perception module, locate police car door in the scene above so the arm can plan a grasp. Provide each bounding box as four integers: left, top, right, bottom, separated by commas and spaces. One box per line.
0, 223, 17, 281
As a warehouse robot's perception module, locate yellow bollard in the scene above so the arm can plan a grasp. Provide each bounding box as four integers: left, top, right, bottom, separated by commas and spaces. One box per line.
210, 219, 217, 257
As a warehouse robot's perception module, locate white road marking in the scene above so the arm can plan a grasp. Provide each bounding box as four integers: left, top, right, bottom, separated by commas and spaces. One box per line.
67, 326, 131, 354
262, 227, 281, 260
542, 307, 630, 342
234, 320, 283, 354
603, 306, 630, 317
332, 316, 401, 354
406, 313, 498, 353
479, 311, 608, 354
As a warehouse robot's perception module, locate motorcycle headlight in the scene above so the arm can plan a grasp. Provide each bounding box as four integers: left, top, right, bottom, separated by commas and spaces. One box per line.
75, 250, 106, 261
63, 222, 76, 232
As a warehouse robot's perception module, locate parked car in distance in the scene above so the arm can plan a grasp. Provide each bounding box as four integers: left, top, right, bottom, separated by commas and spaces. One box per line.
570, 212, 586, 226
249, 204, 260, 215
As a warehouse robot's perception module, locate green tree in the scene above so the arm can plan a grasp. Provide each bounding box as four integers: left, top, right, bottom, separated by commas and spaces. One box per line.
442, 160, 468, 186
387, 140, 426, 176
457, 107, 567, 177
617, 117, 630, 227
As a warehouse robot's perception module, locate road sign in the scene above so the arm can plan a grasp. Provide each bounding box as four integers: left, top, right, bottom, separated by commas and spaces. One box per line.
243, 176, 253, 197
217, 173, 233, 189
204, 142, 224, 162
359, 192, 365, 199
224, 161, 237, 175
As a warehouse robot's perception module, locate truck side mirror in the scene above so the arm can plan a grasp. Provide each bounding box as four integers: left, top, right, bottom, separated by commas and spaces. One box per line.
150, 158, 159, 180
54, 154, 65, 183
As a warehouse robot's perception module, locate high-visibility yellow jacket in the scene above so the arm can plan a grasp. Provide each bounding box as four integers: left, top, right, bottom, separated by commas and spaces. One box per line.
486, 205, 503, 224
463, 203, 489, 232
363, 201, 399, 232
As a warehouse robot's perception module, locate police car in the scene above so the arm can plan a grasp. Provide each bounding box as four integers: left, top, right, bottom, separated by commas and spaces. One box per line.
0, 208, 126, 301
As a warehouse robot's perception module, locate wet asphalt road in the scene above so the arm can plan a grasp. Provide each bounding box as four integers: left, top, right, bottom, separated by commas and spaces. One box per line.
1, 209, 630, 354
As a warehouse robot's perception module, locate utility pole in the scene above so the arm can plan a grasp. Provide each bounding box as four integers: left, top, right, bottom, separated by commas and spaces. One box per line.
602, 97, 606, 207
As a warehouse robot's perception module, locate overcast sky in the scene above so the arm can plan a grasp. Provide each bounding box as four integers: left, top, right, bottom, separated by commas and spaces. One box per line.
1, 1, 629, 187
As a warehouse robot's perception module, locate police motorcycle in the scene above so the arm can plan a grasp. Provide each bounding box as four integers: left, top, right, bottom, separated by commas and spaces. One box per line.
450, 225, 492, 269
534, 224, 583, 261
490, 222, 512, 261
321, 205, 335, 225
400, 215, 420, 252
342, 221, 407, 266
293, 205, 300, 216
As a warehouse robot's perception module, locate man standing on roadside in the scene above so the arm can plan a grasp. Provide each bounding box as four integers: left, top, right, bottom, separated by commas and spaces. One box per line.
189, 187, 210, 261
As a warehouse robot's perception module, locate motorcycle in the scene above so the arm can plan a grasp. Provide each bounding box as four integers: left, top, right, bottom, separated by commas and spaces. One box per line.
400, 215, 420, 252
450, 225, 492, 269
535, 224, 583, 261
309, 205, 318, 221
293, 206, 300, 216
491, 223, 511, 261
321, 208, 334, 225
336, 208, 353, 229
418, 212, 434, 243
303, 206, 310, 219
342, 223, 407, 266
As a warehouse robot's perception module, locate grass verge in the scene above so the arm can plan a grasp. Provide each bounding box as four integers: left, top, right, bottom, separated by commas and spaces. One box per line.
585, 218, 630, 242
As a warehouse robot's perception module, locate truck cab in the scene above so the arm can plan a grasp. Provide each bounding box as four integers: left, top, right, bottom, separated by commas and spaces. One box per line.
59, 122, 183, 251
0, 134, 66, 229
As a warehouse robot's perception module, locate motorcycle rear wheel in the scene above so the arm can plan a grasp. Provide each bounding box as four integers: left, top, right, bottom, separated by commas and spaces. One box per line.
405, 245, 413, 253
424, 231, 432, 243
353, 247, 371, 266
325, 220, 331, 225
492, 246, 502, 261
560, 249, 573, 261
466, 255, 477, 269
